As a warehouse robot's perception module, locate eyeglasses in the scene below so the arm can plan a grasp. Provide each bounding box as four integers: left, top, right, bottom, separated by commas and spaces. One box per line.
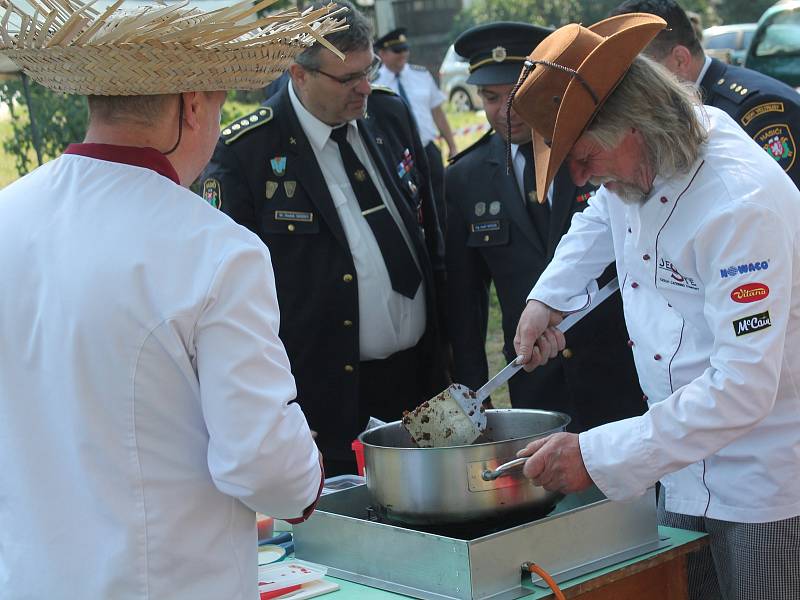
307, 56, 382, 88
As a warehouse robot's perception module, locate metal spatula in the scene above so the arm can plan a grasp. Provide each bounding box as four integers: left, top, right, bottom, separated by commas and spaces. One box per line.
402, 277, 621, 448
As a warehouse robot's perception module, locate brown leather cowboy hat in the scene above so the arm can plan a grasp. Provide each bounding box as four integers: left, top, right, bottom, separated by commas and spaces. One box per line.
511, 14, 666, 202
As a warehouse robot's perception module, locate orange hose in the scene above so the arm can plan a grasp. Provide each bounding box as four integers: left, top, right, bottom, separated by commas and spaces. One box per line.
523, 562, 567, 600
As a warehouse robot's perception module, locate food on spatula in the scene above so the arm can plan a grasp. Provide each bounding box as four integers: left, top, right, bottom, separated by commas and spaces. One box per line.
401, 384, 484, 448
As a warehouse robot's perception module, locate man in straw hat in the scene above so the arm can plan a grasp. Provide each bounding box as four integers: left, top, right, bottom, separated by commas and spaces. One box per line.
0, 1, 344, 597
444, 21, 644, 432
203, 1, 448, 477
510, 14, 800, 599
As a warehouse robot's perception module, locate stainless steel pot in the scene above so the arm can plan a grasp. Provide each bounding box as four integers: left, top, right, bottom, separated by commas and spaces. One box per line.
358, 409, 570, 526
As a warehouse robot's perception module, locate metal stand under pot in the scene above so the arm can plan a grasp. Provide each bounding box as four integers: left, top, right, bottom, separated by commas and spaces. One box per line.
294, 484, 668, 600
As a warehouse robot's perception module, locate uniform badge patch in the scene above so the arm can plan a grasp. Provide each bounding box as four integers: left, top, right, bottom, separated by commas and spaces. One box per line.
270, 156, 287, 177
528, 190, 538, 204
576, 191, 595, 203
489, 200, 501, 215
266, 181, 278, 199
741, 102, 784, 127
733, 311, 771, 336
475, 202, 486, 216
754, 124, 796, 172
376, 137, 384, 145
283, 181, 297, 198
396, 149, 414, 178
289, 137, 297, 145
203, 178, 222, 210
354, 169, 367, 182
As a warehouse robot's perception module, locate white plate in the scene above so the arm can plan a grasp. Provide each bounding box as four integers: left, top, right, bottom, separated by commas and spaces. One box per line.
258, 544, 287, 566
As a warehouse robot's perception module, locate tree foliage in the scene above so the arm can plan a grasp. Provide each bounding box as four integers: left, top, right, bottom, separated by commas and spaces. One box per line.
0, 77, 88, 177
451, 0, 718, 41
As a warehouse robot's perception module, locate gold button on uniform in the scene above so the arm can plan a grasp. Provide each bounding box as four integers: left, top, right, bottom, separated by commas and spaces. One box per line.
343, 273, 353, 283
483, 235, 490, 242
344, 364, 354, 373
562, 348, 574, 359
287, 224, 295, 232
343, 319, 353, 327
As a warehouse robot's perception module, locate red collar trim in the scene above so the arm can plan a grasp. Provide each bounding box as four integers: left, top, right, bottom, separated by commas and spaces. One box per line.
64, 143, 181, 185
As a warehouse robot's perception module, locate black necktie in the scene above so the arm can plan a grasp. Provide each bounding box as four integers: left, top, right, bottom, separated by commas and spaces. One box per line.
396, 73, 410, 104
330, 125, 421, 298
518, 143, 550, 244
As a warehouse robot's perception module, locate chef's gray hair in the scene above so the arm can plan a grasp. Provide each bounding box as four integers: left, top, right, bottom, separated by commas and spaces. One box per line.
586, 55, 707, 179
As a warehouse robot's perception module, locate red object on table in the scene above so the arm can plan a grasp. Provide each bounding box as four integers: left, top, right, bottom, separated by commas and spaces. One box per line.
260, 583, 302, 599
351, 439, 365, 476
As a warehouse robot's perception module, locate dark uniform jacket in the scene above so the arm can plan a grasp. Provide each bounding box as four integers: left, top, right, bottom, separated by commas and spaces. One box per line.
700, 58, 800, 189
445, 131, 644, 432
202, 83, 446, 461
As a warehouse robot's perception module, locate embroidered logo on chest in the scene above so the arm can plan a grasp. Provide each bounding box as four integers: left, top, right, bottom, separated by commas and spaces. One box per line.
657, 257, 698, 291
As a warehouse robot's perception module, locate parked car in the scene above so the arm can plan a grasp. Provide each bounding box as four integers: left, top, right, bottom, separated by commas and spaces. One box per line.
703, 23, 757, 65
745, 0, 800, 90
438, 44, 482, 112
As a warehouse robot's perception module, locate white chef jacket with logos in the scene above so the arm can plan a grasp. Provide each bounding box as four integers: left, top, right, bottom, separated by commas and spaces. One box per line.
529, 106, 800, 523
0, 147, 322, 599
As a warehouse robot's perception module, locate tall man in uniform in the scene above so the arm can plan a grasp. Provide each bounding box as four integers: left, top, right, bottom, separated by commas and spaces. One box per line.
373, 28, 458, 220
0, 2, 332, 598
203, 2, 447, 476
612, 0, 800, 189
445, 22, 643, 430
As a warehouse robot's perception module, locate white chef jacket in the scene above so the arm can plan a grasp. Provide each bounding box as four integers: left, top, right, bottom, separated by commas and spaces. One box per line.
0, 145, 322, 599
529, 106, 800, 523
373, 63, 446, 146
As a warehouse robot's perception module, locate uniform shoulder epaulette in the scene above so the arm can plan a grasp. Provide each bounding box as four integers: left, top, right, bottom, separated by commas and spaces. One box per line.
221, 106, 273, 145
370, 84, 397, 95
448, 128, 494, 164
710, 75, 759, 106
409, 64, 428, 72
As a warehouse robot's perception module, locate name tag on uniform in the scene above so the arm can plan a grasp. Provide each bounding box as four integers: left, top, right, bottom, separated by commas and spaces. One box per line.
275, 210, 314, 222
470, 221, 500, 232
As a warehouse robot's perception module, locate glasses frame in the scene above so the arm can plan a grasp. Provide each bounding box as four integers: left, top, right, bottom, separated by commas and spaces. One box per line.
306, 55, 382, 87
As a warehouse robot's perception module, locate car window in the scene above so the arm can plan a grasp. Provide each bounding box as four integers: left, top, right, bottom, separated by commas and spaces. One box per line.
743, 29, 756, 48
705, 32, 738, 50
752, 8, 800, 57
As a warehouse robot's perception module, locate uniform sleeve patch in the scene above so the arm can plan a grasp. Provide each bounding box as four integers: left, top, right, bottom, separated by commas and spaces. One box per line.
741, 102, 784, 126
733, 311, 771, 336
754, 123, 796, 172
203, 178, 222, 210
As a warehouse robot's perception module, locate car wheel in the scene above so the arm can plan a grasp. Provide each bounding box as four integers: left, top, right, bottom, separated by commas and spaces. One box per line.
450, 87, 474, 112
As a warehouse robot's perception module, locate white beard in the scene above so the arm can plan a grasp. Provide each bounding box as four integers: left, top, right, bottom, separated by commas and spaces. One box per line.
589, 176, 647, 205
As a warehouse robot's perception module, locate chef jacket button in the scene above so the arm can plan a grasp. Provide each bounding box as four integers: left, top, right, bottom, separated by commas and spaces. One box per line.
654, 353, 662, 361
287, 224, 295, 232
660, 196, 668, 204
643, 394, 649, 402
343, 319, 353, 327
627, 339, 635, 347
343, 273, 354, 283
344, 364, 355, 373
627, 227, 632, 233
631, 281, 639, 289
643, 254, 651, 261
562, 348, 574, 359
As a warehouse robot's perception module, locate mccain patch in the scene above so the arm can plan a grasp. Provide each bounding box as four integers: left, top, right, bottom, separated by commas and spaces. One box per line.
732, 311, 771, 336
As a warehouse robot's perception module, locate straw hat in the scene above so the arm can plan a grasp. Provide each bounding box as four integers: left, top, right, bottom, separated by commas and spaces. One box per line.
0, 0, 347, 95
510, 14, 666, 202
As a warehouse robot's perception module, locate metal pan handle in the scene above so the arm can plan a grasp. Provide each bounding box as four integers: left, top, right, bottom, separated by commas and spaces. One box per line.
481, 456, 528, 481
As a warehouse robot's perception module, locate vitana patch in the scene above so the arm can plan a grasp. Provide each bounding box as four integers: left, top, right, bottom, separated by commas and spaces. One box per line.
732, 311, 771, 336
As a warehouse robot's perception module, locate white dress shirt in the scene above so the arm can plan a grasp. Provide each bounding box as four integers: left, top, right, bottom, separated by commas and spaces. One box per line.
288, 82, 425, 360
529, 106, 800, 523
0, 148, 322, 599
373, 63, 446, 146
